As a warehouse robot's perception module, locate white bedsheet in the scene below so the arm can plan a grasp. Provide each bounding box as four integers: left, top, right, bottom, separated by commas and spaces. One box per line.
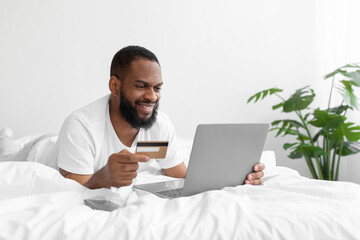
1, 161, 360, 240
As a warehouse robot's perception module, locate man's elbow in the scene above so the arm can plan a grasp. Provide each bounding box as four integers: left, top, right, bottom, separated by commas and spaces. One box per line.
162, 162, 187, 178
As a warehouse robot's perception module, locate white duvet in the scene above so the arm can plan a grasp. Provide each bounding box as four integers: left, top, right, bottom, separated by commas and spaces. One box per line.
1, 160, 360, 240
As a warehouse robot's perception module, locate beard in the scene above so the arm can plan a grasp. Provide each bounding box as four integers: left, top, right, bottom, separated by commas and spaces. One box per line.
119, 93, 159, 130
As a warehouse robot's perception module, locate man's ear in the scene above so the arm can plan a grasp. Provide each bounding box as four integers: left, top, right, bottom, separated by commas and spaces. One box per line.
109, 76, 121, 96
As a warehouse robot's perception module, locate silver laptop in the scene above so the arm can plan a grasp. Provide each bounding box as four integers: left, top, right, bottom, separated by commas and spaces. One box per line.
134, 123, 269, 199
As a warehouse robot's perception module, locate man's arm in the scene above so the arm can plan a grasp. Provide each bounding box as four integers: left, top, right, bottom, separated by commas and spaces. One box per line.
59, 149, 149, 189
59, 168, 92, 185
59, 168, 109, 189
162, 162, 187, 178
61, 160, 187, 187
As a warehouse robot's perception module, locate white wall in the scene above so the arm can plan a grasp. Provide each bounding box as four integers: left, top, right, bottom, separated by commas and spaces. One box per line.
314, 0, 360, 184
0, 0, 359, 182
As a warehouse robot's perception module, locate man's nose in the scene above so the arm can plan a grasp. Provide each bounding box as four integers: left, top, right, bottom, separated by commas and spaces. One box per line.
144, 88, 157, 102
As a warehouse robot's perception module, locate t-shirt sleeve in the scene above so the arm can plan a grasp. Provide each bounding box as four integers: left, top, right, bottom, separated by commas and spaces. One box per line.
57, 116, 96, 175
156, 117, 184, 169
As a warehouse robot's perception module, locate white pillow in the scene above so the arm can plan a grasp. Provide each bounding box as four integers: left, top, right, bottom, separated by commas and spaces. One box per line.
177, 137, 193, 167
27, 135, 58, 169
0, 161, 84, 201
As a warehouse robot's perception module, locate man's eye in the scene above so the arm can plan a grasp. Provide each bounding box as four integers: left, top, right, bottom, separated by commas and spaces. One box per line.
136, 85, 145, 89
155, 87, 162, 91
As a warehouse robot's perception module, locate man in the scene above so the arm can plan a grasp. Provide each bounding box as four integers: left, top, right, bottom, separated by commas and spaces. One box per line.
58, 46, 264, 189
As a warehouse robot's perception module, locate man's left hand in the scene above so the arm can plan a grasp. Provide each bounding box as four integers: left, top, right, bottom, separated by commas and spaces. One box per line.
245, 163, 265, 185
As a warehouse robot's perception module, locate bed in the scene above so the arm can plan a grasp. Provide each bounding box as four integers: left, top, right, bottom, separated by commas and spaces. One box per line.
1, 134, 360, 240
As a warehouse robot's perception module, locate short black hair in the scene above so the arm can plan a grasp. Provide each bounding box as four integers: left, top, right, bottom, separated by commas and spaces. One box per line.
110, 45, 160, 80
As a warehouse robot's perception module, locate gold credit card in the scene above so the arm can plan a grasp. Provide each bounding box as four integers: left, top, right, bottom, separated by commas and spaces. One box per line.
135, 141, 169, 159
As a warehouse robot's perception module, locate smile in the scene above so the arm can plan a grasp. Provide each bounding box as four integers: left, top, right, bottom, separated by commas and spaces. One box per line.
139, 103, 154, 110
137, 102, 156, 114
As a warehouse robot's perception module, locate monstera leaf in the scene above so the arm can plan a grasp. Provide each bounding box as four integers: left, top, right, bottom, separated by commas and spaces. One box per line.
343, 122, 360, 142
271, 119, 308, 139
338, 141, 360, 156
247, 88, 283, 104
347, 70, 360, 87
328, 105, 353, 115
282, 86, 315, 112
324, 63, 360, 80
325, 64, 360, 109
287, 143, 326, 159
337, 80, 358, 109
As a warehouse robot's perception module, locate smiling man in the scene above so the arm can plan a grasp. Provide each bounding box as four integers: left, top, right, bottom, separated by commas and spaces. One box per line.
57, 46, 264, 189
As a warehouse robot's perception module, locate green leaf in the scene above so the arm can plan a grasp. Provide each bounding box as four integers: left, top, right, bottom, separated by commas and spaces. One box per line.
272, 102, 284, 110
341, 63, 360, 68
271, 120, 282, 126
283, 143, 298, 150
304, 112, 311, 121
270, 88, 282, 94
328, 105, 353, 115
247, 93, 259, 103
271, 119, 305, 128
261, 90, 268, 99
247, 88, 283, 103
311, 116, 360, 146
343, 122, 360, 141
282, 86, 315, 112
325, 115, 346, 129
288, 150, 303, 159
324, 63, 360, 80
271, 127, 308, 139
338, 141, 360, 156
271, 119, 307, 138
296, 143, 327, 157
337, 80, 359, 109
296, 135, 309, 141
324, 69, 347, 80
348, 70, 360, 87
309, 109, 346, 132
322, 116, 347, 144
309, 109, 329, 128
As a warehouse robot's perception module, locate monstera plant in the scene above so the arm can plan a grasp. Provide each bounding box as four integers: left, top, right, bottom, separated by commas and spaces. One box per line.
248, 63, 360, 180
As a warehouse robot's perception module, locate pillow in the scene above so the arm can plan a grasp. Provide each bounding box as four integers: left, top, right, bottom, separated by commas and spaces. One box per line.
177, 137, 193, 167
27, 135, 58, 169
0, 161, 84, 201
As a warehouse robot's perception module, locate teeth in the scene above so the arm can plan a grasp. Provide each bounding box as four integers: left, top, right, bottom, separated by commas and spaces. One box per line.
140, 104, 153, 109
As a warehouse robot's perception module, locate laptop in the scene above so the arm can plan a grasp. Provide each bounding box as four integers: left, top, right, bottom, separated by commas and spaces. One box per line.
133, 123, 269, 199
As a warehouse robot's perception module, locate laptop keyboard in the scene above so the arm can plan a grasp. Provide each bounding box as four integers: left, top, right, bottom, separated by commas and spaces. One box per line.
156, 188, 183, 198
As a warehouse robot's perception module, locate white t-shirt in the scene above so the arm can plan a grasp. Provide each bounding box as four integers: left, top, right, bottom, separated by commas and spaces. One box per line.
56, 95, 183, 175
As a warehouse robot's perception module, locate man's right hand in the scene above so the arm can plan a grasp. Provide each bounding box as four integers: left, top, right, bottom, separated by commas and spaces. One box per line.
100, 149, 150, 188
60, 149, 149, 189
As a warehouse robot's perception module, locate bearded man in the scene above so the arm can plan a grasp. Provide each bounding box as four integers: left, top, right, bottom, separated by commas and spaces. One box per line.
58, 46, 264, 188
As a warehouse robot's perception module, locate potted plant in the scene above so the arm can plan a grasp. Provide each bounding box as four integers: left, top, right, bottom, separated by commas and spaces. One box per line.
248, 63, 360, 180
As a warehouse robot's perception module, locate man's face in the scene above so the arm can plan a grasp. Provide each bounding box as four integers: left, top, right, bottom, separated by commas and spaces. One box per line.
118, 59, 162, 129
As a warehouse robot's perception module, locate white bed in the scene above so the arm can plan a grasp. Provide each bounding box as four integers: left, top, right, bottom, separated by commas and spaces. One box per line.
0, 135, 360, 240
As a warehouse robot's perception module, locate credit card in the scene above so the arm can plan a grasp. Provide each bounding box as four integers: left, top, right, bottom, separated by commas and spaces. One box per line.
136, 141, 169, 159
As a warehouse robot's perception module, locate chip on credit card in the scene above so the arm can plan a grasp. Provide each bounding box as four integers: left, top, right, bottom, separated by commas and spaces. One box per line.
135, 141, 169, 159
